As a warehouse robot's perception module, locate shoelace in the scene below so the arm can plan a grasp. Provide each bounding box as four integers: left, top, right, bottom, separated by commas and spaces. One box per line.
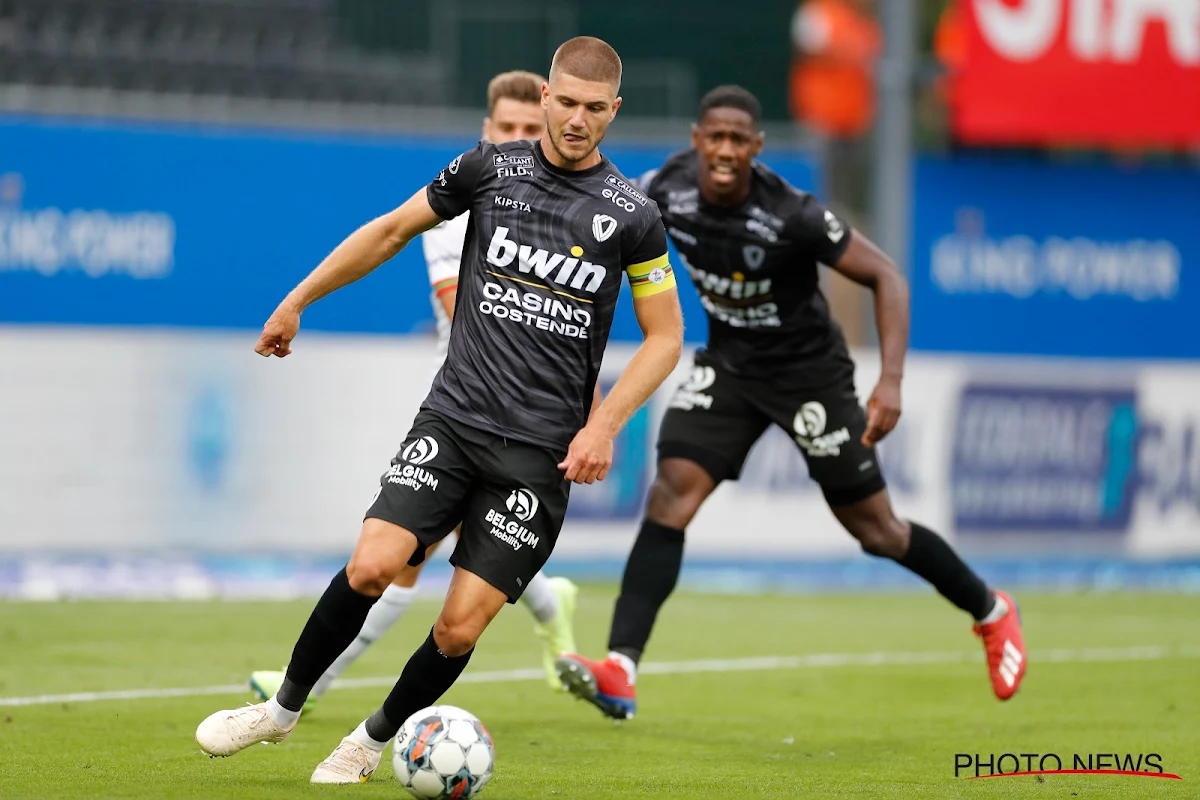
323, 742, 369, 774
227, 704, 272, 738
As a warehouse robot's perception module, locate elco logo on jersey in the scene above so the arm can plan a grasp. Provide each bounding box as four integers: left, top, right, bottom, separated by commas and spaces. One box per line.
486, 226, 607, 293
793, 401, 851, 457
448, 154, 463, 175
824, 210, 845, 243
402, 436, 439, 466
602, 188, 637, 213
592, 214, 618, 243
506, 488, 539, 522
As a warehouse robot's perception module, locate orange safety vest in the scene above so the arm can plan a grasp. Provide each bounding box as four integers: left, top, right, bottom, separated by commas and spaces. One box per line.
789, 0, 882, 138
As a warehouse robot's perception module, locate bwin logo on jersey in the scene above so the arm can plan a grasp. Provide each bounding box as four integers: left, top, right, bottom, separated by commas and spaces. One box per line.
401, 436, 439, 466
486, 226, 607, 293
592, 214, 618, 243
506, 488, 539, 522
743, 245, 766, 270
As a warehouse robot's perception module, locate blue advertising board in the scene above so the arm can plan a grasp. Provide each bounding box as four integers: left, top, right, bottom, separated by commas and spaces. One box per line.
911, 156, 1199, 359
0, 115, 818, 343
951, 383, 1139, 533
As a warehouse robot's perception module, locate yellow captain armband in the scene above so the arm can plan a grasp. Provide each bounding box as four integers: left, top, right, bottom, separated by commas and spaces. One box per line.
625, 253, 676, 298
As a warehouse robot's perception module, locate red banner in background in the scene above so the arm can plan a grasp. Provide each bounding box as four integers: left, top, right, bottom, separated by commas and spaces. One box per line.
951, 0, 1200, 147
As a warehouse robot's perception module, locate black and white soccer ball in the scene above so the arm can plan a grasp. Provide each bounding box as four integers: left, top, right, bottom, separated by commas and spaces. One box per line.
393, 704, 495, 799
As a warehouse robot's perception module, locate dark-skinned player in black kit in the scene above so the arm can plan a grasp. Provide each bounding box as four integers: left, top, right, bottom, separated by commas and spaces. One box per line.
556, 86, 1026, 720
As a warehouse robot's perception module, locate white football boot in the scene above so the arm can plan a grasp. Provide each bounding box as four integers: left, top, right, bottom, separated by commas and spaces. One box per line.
311, 737, 383, 784
195, 702, 295, 757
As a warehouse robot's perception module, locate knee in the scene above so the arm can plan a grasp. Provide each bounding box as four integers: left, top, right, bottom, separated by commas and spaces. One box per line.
432, 614, 482, 658
646, 474, 706, 530
346, 558, 398, 596
850, 516, 909, 560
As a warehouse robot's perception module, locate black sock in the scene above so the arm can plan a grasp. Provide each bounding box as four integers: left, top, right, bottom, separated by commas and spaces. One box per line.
364, 629, 474, 742
607, 520, 686, 664
897, 523, 995, 620
276, 567, 379, 711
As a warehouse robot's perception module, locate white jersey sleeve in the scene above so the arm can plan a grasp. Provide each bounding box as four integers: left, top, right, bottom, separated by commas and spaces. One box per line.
420, 212, 469, 368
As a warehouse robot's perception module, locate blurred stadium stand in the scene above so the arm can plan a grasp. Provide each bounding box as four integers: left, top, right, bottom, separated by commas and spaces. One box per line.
0, 0, 811, 139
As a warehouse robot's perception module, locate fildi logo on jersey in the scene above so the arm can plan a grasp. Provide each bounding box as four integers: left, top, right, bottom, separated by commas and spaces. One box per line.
484, 490, 541, 551
793, 401, 851, 457
494, 153, 535, 178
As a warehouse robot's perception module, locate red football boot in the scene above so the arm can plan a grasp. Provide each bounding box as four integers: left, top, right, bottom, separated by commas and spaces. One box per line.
555, 654, 636, 720
974, 590, 1026, 700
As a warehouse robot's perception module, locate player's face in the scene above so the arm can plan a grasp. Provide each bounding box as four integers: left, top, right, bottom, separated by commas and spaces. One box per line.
542, 73, 622, 165
482, 98, 545, 144
692, 107, 764, 203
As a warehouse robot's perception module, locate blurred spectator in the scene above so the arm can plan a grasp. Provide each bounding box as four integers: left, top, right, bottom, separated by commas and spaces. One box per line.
788, 0, 881, 217
933, 0, 966, 145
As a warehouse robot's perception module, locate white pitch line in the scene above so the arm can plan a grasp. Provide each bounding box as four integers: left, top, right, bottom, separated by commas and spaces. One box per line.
3, 645, 1198, 708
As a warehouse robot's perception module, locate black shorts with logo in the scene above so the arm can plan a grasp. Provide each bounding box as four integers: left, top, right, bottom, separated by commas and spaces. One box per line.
658, 350, 885, 506
365, 409, 570, 603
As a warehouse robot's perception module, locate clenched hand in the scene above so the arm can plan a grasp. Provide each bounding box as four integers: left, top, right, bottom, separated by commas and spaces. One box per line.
558, 424, 614, 484
254, 302, 301, 358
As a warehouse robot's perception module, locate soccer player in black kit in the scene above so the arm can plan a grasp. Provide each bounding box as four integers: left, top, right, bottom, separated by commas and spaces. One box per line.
557, 86, 1027, 720
195, 37, 683, 784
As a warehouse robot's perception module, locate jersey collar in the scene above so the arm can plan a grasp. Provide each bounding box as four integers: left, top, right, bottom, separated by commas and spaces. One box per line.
533, 139, 610, 179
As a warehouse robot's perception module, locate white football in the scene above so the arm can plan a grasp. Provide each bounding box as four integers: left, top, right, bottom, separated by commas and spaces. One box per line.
393, 705, 495, 799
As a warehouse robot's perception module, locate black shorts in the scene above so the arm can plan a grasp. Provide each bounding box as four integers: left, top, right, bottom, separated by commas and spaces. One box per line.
657, 350, 885, 506
364, 409, 570, 603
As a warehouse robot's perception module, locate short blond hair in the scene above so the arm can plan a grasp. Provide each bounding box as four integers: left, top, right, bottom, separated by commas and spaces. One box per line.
487, 70, 545, 113
549, 36, 622, 92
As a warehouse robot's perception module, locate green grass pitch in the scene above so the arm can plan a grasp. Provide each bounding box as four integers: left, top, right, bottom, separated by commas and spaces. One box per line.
2, 589, 1198, 798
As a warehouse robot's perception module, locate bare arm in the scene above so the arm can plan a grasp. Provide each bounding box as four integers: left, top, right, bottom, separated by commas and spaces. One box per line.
831, 230, 910, 445
437, 287, 458, 323
591, 291, 683, 437
255, 190, 445, 357
588, 382, 604, 420
559, 290, 684, 483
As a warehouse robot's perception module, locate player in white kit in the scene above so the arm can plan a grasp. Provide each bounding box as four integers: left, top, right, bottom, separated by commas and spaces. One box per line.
248, 72, 579, 708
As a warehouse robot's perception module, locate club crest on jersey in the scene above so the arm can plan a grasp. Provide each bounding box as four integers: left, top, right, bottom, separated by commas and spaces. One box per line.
743, 245, 766, 270
592, 214, 618, 243
824, 210, 845, 243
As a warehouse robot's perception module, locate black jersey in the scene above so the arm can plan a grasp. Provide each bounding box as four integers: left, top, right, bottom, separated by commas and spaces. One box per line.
423, 139, 675, 453
642, 150, 852, 375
